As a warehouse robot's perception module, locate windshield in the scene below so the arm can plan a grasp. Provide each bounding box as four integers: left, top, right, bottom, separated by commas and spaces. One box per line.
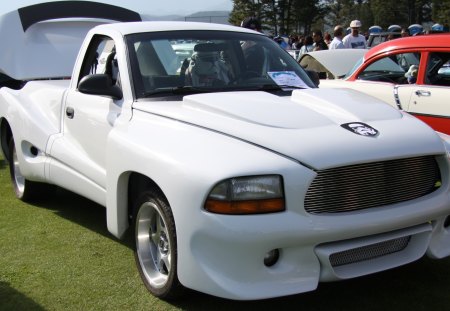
126, 30, 315, 98
344, 57, 363, 79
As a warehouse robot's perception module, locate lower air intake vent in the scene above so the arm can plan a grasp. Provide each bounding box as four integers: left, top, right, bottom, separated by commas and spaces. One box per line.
330, 236, 411, 267
305, 156, 441, 214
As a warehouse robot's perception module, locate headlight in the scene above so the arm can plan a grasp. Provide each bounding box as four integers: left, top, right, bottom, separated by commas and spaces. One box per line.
204, 175, 285, 214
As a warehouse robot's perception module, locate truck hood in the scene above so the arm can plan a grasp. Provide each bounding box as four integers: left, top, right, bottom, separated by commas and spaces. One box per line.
299, 49, 366, 78
134, 88, 444, 169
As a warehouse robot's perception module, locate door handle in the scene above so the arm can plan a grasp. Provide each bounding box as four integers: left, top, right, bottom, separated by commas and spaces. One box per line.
66, 106, 75, 119
415, 90, 431, 97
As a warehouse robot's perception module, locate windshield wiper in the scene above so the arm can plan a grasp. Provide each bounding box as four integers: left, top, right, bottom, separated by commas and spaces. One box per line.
141, 84, 306, 97
142, 86, 213, 97
276, 84, 307, 90
254, 84, 306, 91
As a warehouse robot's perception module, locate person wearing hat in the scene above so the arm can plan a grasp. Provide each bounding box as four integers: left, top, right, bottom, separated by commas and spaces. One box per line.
343, 20, 367, 49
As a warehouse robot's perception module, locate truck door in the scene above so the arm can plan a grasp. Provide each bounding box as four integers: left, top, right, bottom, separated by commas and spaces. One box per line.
406, 52, 450, 134
50, 35, 123, 199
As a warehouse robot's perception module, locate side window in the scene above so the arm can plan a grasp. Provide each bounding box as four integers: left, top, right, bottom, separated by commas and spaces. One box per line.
425, 53, 450, 86
78, 36, 117, 85
358, 52, 420, 84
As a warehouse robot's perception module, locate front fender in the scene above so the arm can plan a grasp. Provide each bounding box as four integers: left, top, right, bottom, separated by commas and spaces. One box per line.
104, 110, 305, 238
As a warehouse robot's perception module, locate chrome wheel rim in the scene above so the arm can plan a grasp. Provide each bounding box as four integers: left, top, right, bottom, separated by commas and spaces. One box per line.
12, 145, 25, 195
135, 201, 171, 288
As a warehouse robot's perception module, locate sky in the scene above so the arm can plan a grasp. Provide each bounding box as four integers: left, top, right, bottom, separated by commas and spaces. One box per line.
0, 0, 233, 16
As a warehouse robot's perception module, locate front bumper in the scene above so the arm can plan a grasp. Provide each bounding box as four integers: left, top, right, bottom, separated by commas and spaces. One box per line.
177, 191, 450, 300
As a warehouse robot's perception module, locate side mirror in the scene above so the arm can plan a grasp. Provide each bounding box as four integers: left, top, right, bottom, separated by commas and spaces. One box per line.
78, 74, 123, 100
305, 70, 320, 87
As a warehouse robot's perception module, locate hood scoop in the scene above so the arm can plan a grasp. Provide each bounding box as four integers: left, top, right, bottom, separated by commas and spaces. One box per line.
183, 88, 402, 131
183, 91, 332, 129
291, 88, 402, 124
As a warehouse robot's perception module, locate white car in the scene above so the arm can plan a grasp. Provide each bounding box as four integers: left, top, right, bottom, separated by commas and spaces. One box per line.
1, 1, 450, 301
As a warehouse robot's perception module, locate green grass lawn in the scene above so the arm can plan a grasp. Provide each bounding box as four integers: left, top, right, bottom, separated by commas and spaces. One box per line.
1, 153, 450, 310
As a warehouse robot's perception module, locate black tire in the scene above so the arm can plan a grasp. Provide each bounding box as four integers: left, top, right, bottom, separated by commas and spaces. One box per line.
8, 139, 50, 202
133, 189, 184, 300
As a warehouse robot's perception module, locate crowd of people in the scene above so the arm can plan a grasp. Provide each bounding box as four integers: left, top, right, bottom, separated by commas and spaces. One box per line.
241, 16, 368, 55
281, 19, 368, 59
241, 16, 448, 62
268, 19, 369, 61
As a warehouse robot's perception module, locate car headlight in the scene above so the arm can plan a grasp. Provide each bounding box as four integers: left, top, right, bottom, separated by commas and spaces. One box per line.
204, 175, 285, 214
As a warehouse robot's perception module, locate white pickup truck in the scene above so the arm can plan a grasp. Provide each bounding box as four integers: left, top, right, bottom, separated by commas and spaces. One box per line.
1, 1, 450, 301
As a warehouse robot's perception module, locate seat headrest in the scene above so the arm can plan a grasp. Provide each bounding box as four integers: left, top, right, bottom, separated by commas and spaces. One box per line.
194, 43, 227, 53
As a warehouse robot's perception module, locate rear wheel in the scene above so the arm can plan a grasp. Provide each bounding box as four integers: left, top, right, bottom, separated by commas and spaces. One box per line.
8, 139, 49, 202
133, 189, 184, 300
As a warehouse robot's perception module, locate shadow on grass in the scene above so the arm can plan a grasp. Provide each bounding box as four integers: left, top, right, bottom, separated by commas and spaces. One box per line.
0, 282, 45, 311
32, 187, 133, 249
0, 158, 5, 169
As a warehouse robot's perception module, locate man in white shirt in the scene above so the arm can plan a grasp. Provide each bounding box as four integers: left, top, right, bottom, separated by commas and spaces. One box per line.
343, 20, 367, 49
329, 25, 345, 49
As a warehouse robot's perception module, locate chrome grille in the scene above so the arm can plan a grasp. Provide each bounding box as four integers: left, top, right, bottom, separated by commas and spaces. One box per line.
305, 156, 441, 214
329, 236, 411, 267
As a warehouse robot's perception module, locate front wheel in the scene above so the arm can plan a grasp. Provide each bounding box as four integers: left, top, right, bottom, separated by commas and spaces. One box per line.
133, 190, 184, 300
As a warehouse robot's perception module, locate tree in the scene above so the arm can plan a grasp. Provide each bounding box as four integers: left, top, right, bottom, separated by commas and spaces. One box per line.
291, 0, 328, 34
324, 0, 356, 27
229, 0, 266, 27
229, 0, 326, 35
369, 0, 432, 29
431, 0, 450, 26
229, 0, 437, 35
370, 0, 406, 28
403, 0, 432, 25
229, 0, 277, 33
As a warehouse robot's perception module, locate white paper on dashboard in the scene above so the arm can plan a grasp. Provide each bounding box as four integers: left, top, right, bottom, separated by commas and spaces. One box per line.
267, 71, 310, 89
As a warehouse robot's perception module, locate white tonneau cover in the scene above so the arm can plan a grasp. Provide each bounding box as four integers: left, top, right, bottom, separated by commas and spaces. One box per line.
0, 1, 141, 80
